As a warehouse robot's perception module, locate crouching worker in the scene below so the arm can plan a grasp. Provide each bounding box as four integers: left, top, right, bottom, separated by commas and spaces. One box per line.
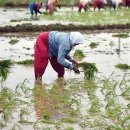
34, 31, 84, 84
78, 0, 92, 12
29, 2, 43, 17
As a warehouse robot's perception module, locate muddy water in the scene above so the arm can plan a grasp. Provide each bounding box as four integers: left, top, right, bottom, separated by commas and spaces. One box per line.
0, 7, 84, 27
0, 34, 84, 89
0, 32, 130, 130
1, 32, 130, 88
0, 33, 130, 86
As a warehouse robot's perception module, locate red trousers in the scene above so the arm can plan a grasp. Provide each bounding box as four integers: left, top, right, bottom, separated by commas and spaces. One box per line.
34, 32, 64, 80
78, 2, 87, 12
94, 0, 104, 10
123, 0, 130, 7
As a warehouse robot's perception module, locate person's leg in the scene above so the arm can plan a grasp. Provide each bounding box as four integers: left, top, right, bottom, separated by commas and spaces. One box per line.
29, 4, 34, 17
94, 0, 97, 10
84, 5, 87, 12
78, 2, 83, 12
34, 32, 49, 83
48, 3, 54, 15
49, 57, 65, 77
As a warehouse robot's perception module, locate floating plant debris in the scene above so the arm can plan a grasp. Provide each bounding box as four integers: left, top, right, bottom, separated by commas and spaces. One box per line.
16, 59, 33, 65
115, 63, 130, 70
9, 39, 19, 45
73, 49, 85, 60
112, 34, 129, 38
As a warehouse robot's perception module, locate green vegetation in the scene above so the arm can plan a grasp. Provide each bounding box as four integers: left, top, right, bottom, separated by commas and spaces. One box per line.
89, 42, 99, 49
42, 9, 130, 25
112, 33, 129, 38
61, 118, 77, 123
9, 39, 19, 45
79, 62, 98, 80
115, 63, 130, 70
73, 49, 85, 60
10, 18, 30, 22
64, 126, 74, 130
0, 74, 130, 130
0, 60, 13, 84
16, 59, 33, 65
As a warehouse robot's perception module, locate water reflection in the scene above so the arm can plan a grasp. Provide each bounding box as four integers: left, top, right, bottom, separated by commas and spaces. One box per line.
33, 78, 72, 121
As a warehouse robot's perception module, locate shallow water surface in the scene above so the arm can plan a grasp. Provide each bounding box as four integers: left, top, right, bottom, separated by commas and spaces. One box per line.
0, 32, 130, 130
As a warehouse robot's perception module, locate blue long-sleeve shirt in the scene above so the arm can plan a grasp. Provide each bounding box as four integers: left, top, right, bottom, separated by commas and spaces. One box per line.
49, 31, 74, 69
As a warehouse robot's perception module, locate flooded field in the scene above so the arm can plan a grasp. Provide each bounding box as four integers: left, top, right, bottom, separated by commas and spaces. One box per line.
0, 7, 84, 27
0, 31, 130, 130
1, 7, 130, 27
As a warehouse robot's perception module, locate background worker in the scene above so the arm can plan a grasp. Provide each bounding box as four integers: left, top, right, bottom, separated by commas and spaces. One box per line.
78, 0, 92, 12
48, 0, 61, 15
34, 31, 84, 84
29, 2, 43, 17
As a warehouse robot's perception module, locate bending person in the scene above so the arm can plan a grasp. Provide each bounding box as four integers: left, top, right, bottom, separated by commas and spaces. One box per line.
29, 2, 43, 17
34, 31, 84, 84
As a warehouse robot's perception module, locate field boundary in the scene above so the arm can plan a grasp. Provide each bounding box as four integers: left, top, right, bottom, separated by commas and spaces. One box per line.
0, 23, 130, 33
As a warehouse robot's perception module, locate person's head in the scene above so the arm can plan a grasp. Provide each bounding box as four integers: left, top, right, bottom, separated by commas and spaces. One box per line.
70, 32, 84, 47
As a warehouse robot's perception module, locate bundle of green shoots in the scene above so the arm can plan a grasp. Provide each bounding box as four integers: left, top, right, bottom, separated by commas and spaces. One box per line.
79, 62, 98, 80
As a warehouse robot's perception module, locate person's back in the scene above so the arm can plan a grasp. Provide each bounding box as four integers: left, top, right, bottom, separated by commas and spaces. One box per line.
34, 2, 42, 11
48, 0, 57, 5
49, 31, 71, 58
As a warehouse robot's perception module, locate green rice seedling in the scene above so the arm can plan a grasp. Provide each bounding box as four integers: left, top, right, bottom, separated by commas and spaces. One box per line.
9, 39, 19, 45
121, 87, 130, 99
0, 60, 13, 85
115, 64, 130, 70
61, 117, 77, 123
73, 49, 85, 60
3, 9, 7, 12
89, 42, 99, 49
121, 115, 130, 126
83, 80, 101, 114
64, 126, 74, 130
12, 123, 22, 130
0, 88, 16, 125
0, 122, 6, 129
112, 34, 129, 38
79, 62, 98, 80
10, 19, 21, 22
16, 59, 34, 65
19, 108, 31, 123
89, 98, 100, 113
106, 125, 122, 130
105, 98, 123, 123
15, 79, 33, 98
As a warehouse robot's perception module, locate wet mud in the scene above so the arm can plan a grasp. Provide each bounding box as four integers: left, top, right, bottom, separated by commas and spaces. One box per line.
0, 23, 130, 33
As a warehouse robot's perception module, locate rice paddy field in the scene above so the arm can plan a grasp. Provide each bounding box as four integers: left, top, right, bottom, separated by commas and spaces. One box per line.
0, 5, 130, 130
0, 7, 130, 26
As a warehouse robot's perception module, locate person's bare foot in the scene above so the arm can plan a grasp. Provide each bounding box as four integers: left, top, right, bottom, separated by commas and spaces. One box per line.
35, 77, 42, 85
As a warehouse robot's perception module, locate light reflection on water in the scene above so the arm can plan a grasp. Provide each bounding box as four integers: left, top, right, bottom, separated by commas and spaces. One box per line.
0, 32, 130, 89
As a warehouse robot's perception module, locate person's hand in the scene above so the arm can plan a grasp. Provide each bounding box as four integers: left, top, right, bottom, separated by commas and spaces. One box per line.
72, 60, 79, 67
73, 66, 80, 74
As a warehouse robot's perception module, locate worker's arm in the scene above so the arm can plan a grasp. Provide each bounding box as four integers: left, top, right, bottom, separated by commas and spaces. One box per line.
58, 45, 80, 73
